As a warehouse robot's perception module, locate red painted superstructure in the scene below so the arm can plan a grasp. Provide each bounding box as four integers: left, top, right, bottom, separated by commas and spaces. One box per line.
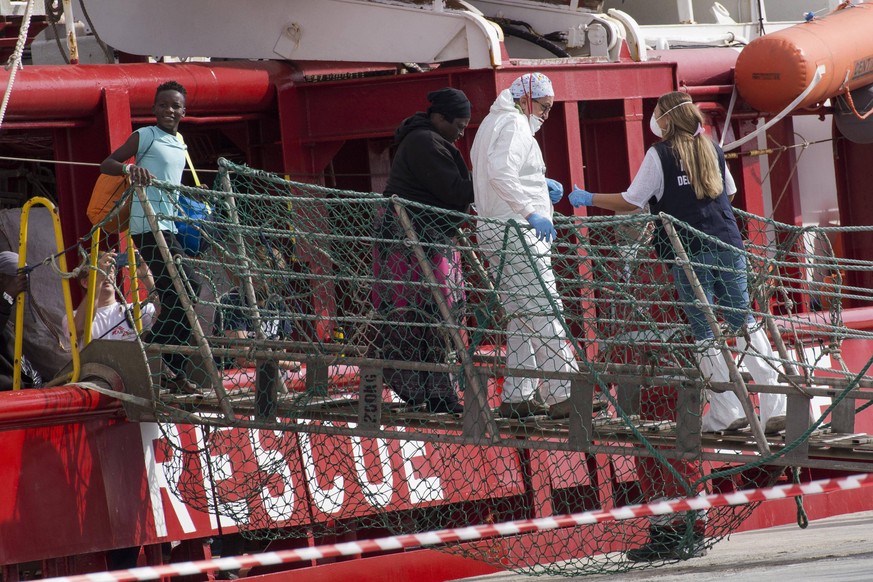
1, 10, 873, 579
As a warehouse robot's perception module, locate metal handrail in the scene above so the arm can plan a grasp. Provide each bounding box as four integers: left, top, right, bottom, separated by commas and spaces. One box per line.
15, 197, 79, 389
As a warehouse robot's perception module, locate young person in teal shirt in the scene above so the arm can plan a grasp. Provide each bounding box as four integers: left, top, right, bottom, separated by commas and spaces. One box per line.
100, 81, 201, 395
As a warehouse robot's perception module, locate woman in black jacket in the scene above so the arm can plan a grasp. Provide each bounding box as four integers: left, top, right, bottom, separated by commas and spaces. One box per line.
374, 88, 473, 413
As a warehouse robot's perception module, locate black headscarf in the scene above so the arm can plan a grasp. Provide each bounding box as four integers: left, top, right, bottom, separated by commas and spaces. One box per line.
426, 87, 471, 120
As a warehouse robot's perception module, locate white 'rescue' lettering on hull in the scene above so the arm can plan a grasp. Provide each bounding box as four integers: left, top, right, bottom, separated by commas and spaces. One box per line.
298, 420, 346, 515
350, 422, 394, 508
141, 423, 197, 537
251, 429, 296, 522
199, 426, 247, 529
398, 427, 445, 504
141, 421, 446, 537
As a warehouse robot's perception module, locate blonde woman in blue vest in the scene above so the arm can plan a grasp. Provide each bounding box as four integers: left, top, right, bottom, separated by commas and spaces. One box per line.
570, 90, 786, 436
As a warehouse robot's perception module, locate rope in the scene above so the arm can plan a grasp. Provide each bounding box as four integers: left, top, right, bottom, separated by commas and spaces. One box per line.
0, 0, 35, 131
44, 0, 70, 65
0, 155, 220, 175
839, 87, 873, 121
78, 0, 115, 64
792, 467, 809, 529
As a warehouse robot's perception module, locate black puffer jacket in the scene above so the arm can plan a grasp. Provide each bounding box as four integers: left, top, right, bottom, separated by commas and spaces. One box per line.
383, 112, 473, 240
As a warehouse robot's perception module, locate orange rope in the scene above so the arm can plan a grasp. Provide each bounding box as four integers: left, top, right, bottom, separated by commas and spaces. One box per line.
841, 87, 873, 121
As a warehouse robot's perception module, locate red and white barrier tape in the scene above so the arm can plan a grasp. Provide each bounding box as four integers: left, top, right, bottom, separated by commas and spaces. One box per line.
44, 473, 873, 581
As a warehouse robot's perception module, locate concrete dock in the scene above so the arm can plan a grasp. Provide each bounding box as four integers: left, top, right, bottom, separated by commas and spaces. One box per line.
453, 510, 873, 582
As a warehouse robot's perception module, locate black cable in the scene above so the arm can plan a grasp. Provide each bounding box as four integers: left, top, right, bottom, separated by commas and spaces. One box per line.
78, 0, 115, 64
44, 0, 70, 64
503, 27, 571, 58
756, 0, 766, 36
491, 18, 571, 58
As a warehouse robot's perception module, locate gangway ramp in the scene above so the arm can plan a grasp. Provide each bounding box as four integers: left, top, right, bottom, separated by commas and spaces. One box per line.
64, 159, 873, 578
75, 156, 873, 473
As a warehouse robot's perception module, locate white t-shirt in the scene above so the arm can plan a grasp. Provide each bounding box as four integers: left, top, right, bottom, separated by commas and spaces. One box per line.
62, 302, 155, 344
621, 147, 737, 209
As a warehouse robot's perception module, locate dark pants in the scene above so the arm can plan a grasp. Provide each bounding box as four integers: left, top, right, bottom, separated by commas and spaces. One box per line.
372, 210, 463, 405
133, 230, 201, 378
378, 305, 454, 405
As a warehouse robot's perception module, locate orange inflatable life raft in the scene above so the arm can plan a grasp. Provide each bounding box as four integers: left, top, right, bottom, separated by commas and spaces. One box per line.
735, 3, 873, 114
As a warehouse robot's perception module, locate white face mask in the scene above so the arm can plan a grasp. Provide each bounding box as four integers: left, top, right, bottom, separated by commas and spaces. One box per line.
649, 114, 663, 138
529, 114, 545, 135
649, 101, 693, 138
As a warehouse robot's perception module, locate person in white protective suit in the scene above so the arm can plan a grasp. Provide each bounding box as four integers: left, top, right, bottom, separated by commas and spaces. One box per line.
568, 91, 787, 434
470, 72, 578, 420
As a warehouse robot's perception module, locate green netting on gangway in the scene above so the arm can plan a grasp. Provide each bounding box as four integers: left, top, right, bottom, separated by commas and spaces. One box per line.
75, 158, 873, 576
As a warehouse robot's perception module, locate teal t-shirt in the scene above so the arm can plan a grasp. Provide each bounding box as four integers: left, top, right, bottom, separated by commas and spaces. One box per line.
128, 126, 187, 235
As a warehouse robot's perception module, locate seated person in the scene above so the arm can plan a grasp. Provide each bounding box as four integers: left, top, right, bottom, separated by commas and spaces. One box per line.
62, 251, 157, 344
213, 246, 300, 375
0, 251, 42, 389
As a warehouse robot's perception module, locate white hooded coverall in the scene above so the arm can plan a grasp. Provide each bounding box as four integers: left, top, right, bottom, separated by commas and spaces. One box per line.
470, 89, 578, 406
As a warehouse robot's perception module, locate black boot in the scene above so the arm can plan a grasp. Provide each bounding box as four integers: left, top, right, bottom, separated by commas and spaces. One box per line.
426, 393, 463, 414
626, 525, 706, 562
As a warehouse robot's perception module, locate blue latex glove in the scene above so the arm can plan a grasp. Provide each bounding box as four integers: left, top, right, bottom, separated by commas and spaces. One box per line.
526, 213, 557, 243
546, 178, 564, 204
568, 185, 594, 207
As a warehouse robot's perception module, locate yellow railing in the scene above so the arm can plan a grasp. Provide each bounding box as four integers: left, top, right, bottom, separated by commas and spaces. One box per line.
15, 197, 79, 390
83, 229, 145, 348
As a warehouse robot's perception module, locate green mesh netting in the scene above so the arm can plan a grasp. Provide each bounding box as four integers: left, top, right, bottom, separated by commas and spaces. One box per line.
74, 157, 873, 576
